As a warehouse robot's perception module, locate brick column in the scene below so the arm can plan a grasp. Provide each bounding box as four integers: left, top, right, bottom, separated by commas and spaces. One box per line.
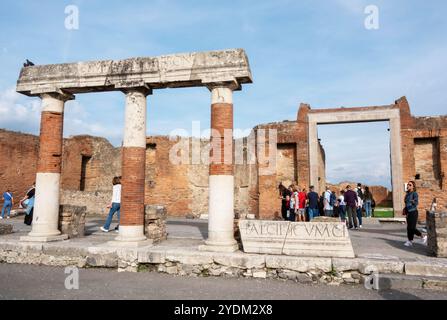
113, 88, 152, 246
21, 93, 73, 242
200, 87, 238, 252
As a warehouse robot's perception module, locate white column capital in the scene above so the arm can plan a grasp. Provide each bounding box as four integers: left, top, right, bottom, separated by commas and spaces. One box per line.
40, 92, 74, 113
122, 86, 153, 97
210, 87, 233, 105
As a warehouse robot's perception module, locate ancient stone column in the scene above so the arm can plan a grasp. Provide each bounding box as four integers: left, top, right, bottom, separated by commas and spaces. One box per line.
21, 92, 73, 242
200, 86, 238, 252
113, 88, 152, 246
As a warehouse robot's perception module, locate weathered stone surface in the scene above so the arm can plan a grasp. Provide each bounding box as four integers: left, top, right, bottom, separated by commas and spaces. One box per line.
423, 278, 447, 291
426, 211, 447, 258
377, 274, 424, 290
265, 256, 332, 272
0, 223, 13, 235
86, 253, 118, 268
213, 253, 265, 269
145, 205, 167, 220
332, 258, 359, 272
357, 258, 404, 274
17, 49, 253, 96
239, 220, 355, 258
58, 205, 87, 239
165, 250, 214, 265
252, 270, 267, 279
145, 205, 167, 243
405, 260, 447, 277
42, 244, 88, 257
138, 250, 166, 264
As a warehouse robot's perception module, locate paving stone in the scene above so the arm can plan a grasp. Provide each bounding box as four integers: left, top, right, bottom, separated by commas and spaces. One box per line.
265, 256, 332, 272
405, 260, 447, 277
165, 250, 214, 265
213, 253, 265, 269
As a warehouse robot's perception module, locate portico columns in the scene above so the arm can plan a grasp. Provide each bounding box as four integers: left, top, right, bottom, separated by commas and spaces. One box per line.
200, 86, 238, 252
21, 92, 73, 242
113, 87, 152, 246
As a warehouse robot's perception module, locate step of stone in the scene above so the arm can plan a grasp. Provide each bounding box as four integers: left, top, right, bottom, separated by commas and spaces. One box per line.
370, 274, 447, 291
378, 218, 406, 223
405, 259, 447, 277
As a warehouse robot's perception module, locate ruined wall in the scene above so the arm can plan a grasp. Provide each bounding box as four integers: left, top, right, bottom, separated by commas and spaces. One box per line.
410, 117, 447, 213
2, 96, 444, 219
62, 136, 121, 192
0, 130, 38, 207
254, 120, 326, 219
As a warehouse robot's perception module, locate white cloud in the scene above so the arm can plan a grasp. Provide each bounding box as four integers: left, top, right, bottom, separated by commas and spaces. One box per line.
0, 87, 41, 134
0, 87, 124, 145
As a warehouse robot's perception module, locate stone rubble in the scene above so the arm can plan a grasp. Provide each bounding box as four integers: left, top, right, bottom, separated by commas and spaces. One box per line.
59, 205, 87, 239
427, 211, 447, 258
144, 205, 167, 243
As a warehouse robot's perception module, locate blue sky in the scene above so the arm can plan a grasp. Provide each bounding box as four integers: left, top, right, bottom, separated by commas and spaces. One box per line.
1, 0, 446, 188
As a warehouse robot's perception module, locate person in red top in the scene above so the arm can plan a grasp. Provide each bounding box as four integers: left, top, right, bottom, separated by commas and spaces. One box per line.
297, 187, 307, 222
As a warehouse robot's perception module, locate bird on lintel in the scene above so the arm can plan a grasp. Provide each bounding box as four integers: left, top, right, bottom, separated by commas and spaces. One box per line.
23, 59, 35, 67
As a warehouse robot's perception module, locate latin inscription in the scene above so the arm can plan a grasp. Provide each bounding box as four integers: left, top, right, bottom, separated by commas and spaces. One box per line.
243, 221, 346, 239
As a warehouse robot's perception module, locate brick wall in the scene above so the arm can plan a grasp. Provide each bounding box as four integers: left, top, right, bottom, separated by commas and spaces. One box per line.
1, 97, 445, 219
0, 129, 38, 208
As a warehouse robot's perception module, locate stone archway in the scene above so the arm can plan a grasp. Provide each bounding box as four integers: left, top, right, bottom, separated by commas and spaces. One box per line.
16, 49, 252, 252
307, 106, 404, 215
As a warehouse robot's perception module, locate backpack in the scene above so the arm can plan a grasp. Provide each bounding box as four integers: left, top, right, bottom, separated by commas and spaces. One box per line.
329, 193, 336, 207
357, 188, 364, 200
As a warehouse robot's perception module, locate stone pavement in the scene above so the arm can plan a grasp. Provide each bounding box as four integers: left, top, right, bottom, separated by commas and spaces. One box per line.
1, 216, 447, 291
2, 264, 446, 300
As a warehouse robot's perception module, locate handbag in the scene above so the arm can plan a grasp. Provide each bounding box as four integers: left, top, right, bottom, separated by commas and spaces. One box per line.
402, 207, 408, 216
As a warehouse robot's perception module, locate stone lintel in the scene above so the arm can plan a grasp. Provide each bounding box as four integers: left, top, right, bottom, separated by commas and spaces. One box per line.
17, 49, 253, 97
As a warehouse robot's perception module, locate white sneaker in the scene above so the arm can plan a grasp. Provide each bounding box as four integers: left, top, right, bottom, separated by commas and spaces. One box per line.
421, 235, 428, 245
0, 217, 3, 220
100, 227, 109, 233
404, 240, 413, 247
6, 216, 10, 219
359, 225, 362, 229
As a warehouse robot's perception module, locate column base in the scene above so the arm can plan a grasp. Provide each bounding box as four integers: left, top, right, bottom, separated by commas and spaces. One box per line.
199, 241, 239, 253
20, 234, 68, 243
107, 239, 153, 248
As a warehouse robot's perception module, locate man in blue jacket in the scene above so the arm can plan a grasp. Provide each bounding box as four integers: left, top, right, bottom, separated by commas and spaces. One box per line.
1, 189, 14, 219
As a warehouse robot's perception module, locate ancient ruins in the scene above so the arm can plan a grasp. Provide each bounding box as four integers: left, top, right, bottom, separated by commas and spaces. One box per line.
0, 48, 445, 255
13, 49, 252, 252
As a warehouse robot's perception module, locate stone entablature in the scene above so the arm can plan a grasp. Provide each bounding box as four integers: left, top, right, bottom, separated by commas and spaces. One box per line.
16, 49, 252, 96
15, 48, 253, 251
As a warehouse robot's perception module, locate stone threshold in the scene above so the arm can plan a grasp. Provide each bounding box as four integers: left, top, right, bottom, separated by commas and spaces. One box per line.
1, 240, 447, 290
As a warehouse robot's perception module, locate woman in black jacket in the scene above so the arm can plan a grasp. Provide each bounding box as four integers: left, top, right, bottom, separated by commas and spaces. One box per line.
404, 181, 427, 247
